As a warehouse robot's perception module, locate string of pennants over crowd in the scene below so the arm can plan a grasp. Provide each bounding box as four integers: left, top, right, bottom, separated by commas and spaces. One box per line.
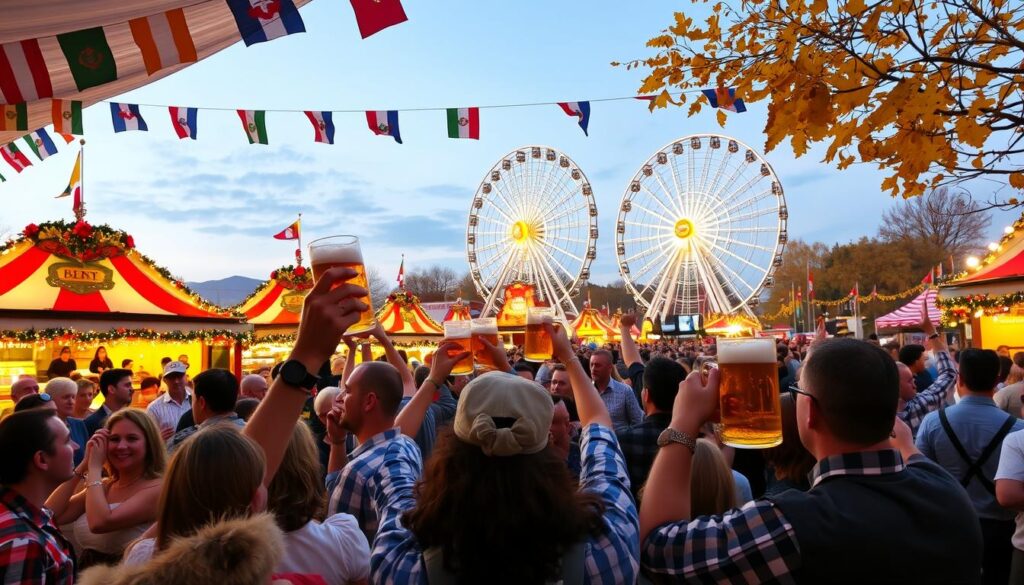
0, 0, 751, 178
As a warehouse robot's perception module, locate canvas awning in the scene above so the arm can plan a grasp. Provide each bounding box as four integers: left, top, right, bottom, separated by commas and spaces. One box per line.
875, 288, 939, 329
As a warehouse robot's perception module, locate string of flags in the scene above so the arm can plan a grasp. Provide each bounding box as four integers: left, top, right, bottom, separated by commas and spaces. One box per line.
0, 86, 748, 175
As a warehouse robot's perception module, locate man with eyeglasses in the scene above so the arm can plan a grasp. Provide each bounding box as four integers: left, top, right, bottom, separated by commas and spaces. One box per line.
640, 337, 982, 584
0, 377, 41, 422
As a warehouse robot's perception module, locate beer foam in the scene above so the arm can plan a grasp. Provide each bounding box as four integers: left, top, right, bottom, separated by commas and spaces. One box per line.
527, 313, 554, 324
717, 339, 776, 364
310, 244, 363, 264
472, 323, 499, 334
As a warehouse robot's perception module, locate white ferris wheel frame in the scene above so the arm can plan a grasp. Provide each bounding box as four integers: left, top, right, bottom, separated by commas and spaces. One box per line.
466, 146, 598, 322
614, 134, 788, 321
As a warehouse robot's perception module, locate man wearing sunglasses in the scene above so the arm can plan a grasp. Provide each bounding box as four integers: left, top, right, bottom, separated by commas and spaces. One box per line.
640, 337, 982, 584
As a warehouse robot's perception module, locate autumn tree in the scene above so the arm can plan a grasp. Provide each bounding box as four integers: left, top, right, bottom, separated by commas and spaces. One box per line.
879, 187, 991, 265
759, 239, 829, 322
622, 0, 1024, 202
366, 265, 391, 309
404, 265, 462, 302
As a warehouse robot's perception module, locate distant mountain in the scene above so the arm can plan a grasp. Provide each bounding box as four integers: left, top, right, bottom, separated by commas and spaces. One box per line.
187, 275, 264, 307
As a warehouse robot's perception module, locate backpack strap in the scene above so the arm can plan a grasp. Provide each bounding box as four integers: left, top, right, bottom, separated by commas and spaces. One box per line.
423, 541, 586, 585
937, 408, 1016, 495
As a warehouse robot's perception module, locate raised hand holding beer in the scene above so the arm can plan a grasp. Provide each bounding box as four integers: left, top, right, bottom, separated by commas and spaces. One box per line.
292, 266, 369, 371
309, 235, 376, 335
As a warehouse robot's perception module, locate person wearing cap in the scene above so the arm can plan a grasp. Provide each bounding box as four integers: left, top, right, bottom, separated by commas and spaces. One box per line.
369, 321, 639, 584
147, 361, 191, 439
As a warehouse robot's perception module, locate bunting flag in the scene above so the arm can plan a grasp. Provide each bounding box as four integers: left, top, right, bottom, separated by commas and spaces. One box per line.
273, 219, 300, 240
110, 103, 149, 132
304, 111, 335, 144
795, 288, 803, 320
0, 39, 53, 104
226, 0, 306, 47
446, 107, 479, 140
634, 95, 656, 102
51, 100, 84, 135
169, 106, 198, 139
397, 255, 405, 288
129, 9, 198, 75
57, 151, 82, 212
0, 103, 28, 131
0, 171, 5, 182
56, 27, 118, 92
557, 101, 590, 136
1, 143, 32, 172
807, 269, 815, 300
702, 87, 747, 113
921, 269, 933, 285
23, 129, 58, 160
350, 0, 408, 38
237, 109, 268, 144
365, 110, 401, 143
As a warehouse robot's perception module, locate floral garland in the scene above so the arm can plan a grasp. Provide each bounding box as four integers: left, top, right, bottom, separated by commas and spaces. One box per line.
387, 289, 422, 308
0, 328, 252, 344
270, 264, 312, 291
936, 292, 1024, 326
19, 220, 134, 262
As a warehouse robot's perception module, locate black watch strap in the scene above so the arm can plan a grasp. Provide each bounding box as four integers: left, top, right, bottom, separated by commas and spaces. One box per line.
281, 359, 320, 390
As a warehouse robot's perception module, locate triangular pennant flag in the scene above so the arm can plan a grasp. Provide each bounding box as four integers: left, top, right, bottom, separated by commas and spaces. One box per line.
349, 0, 408, 38
273, 219, 300, 240
0, 40, 53, 103
921, 270, 933, 285
702, 87, 747, 113
169, 106, 198, 139
365, 110, 402, 143
129, 9, 198, 75
57, 151, 82, 206
557, 102, 590, 135
51, 100, 84, 135
0, 103, 28, 131
304, 111, 335, 144
226, 0, 306, 46
1, 142, 32, 172
397, 255, 405, 288
56, 27, 118, 91
237, 110, 268, 144
110, 103, 148, 132
446, 107, 479, 140
23, 129, 58, 161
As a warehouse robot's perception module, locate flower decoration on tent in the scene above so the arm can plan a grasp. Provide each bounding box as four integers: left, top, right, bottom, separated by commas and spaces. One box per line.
271, 264, 313, 291
387, 289, 421, 308
18, 219, 135, 262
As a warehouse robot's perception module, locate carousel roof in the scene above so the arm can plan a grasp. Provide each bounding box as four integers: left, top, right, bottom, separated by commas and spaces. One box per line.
0, 220, 235, 320
235, 265, 310, 326
377, 289, 444, 336
572, 305, 616, 339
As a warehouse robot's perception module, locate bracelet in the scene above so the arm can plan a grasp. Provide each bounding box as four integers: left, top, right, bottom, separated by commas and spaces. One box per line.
85, 480, 104, 489
423, 378, 442, 390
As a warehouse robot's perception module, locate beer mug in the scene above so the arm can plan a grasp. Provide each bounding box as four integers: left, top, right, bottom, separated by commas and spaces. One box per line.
308, 235, 376, 335
715, 337, 782, 448
524, 307, 555, 362
471, 318, 501, 372
443, 321, 474, 376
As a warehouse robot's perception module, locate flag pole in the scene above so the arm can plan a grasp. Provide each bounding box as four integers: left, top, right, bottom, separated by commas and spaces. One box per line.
791, 282, 797, 334
296, 212, 303, 266
806, 261, 814, 332
76, 139, 86, 222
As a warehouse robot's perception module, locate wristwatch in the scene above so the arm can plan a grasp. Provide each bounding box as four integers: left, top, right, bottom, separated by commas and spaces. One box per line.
279, 359, 320, 390
657, 427, 697, 454
928, 332, 941, 340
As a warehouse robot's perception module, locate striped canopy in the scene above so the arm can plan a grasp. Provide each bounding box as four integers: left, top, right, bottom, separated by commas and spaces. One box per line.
875, 288, 940, 329
572, 306, 616, 340
236, 279, 305, 326
376, 290, 444, 337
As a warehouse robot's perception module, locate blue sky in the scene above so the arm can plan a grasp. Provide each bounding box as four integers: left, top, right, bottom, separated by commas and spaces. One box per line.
1, 1, 1018, 284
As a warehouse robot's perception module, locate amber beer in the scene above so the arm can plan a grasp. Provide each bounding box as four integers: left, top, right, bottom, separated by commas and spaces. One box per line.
308, 235, 376, 335
524, 307, 555, 362
444, 321, 474, 376
717, 337, 783, 448
471, 318, 501, 372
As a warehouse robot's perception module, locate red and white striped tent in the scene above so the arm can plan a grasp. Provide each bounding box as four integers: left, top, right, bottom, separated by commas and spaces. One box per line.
875, 288, 940, 329
376, 289, 444, 341
235, 266, 309, 339
571, 304, 617, 341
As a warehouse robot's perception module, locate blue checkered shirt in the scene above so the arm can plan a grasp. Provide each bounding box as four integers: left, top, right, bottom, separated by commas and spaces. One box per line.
327, 427, 420, 542
898, 350, 956, 436
600, 378, 644, 433
369, 424, 640, 584
642, 449, 910, 583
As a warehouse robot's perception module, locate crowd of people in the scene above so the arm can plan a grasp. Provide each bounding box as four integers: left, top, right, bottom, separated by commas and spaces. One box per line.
0, 269, 1022, 583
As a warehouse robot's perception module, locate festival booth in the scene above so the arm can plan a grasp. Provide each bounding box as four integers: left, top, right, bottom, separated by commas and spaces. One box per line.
235, 264, 310, 373
443, 299, 472, 321
571, 303, 616, 343
705, 313, 761, 338
0, 220, 247, 403
609, 308, 643, 341
874, 288, 940, 346
373, 289, 445, 363
939, 215, 1024, 350
494, 282, 547, 345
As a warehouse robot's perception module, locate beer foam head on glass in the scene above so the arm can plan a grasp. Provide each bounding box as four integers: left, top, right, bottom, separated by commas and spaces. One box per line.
308, 235, 376, 335
471, 318, 501, 372
524, 307, 555, 362
444, 321, 474, 376
716, 337, 783, 449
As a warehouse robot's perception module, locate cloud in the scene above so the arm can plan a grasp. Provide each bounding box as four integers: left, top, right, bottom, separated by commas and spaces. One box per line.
415, 184, 473, 199
367, 214, 466, 249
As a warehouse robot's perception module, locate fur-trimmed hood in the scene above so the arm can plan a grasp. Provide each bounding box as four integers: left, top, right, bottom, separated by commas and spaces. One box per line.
78, 513, 284, 585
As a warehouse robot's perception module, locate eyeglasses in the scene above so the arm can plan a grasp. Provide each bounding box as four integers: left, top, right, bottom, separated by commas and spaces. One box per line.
787, 384, 818, 405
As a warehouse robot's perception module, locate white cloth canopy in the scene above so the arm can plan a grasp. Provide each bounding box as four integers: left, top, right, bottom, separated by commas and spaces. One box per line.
875, 288, 940, 329
0, 0, 312, 144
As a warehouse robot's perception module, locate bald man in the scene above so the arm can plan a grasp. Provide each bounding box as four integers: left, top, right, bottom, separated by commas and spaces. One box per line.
1, 377, 41, 421
239, 374, 269, 401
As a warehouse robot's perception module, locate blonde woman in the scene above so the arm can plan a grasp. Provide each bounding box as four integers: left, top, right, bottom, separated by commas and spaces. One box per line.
690, 438, 738, 517
268, 423, 369, 584
46, 408, 165, 568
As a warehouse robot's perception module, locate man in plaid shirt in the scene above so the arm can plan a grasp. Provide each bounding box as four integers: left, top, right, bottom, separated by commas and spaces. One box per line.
0, 409, 76, 584
896, 305, 957, 436
641, 337, 982, 584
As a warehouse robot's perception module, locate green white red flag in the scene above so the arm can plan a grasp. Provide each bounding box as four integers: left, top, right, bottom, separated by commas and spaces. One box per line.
446, 107, 479, 140
237, 110, 268, 145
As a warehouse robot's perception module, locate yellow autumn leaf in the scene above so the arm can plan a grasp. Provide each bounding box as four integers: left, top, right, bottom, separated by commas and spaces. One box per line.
845, 0, 866, 14
716, 109, 727, 127
1010, 173, 1024, 190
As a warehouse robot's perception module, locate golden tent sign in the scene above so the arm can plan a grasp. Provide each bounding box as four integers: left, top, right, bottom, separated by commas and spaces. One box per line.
46, 261, 114, 294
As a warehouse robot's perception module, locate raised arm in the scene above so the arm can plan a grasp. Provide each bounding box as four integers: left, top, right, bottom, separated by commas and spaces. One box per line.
395, 342, 468, 438
898, 302, 956, 431
245, 267, 368, 486
548, 322, 612, 429
619, 313, 642, 368
341, 337, 358, 386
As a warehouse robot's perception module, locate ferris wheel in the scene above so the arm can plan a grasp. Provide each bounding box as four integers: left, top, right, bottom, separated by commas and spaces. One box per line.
615, 134, 787, 321
467, 146, 598, 321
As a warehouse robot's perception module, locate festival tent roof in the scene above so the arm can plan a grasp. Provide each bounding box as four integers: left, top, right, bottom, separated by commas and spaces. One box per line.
609, 309, 641, 339
875, 288, 940, 329
443, 300, 472, 322
571, 305, 616, 340
942, 216, 1024, 296
376, 289, 444, 339
235, 266, 309, 327
0, 0, 312, 144
0, 221, 243, 332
